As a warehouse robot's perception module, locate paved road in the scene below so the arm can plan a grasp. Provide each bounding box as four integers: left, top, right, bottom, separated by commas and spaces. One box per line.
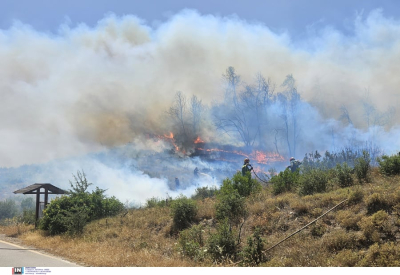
0, 237, 80, 267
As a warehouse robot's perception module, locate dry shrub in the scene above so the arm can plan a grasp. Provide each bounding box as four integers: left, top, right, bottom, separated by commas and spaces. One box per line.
290, 200, 310, 216
357, 210, 395, 244
310, 207, 323, 217
357, 242, 400, 267
310, 222, 326, 237
274, 197, 290, 209
197, 198, 215, 220
322, 229, 364, 252
247, 200, 266, 217
335, 210, 362, 230
348, 188, 364, 205
311, 193, 339, 209
332, 249, 360, 266
366, 193, 391, 214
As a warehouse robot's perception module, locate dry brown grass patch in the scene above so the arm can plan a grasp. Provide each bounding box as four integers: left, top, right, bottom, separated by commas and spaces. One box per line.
197, 198, 215, 220
0, 224, 34, 237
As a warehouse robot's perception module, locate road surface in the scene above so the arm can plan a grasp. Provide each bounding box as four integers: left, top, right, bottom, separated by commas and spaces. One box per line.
0, 235, 80, 267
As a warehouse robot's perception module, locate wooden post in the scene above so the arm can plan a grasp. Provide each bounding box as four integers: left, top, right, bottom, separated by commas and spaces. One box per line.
44, 187, 49, 209
35, 189, 40, 228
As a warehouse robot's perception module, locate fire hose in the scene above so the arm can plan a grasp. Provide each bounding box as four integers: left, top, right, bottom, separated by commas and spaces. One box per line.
251, 169, 270, 184
247, 164, 269, 184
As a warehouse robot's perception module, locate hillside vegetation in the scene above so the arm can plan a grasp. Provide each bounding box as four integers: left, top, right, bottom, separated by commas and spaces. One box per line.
1, 151, 400, 267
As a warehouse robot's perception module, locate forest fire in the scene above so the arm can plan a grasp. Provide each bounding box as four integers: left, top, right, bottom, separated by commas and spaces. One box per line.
157, 132, 285, 168
195, 147, 284, 165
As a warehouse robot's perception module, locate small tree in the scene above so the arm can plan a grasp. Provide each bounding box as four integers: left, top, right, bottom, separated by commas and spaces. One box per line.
178, 223, 206, 261
215, 180, 248, 226
207, 218, 237, 262
354, 151, 371, 183
335, 162, 354, 187
229, 171, 261, 197
377, 153, 400, 176
0, 199, 19, 221
170, 195, 198, 231
240, 227, 266, 266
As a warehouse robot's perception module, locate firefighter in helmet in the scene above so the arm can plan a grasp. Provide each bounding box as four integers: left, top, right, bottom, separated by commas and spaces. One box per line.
287, 157, 302, 172
242, 158, 253, 176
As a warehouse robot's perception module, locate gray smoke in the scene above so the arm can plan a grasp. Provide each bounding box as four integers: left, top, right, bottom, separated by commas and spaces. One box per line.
1, 9, 400, 203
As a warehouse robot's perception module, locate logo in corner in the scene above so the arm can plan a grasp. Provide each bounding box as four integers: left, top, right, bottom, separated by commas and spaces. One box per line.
12, 267, 24, 274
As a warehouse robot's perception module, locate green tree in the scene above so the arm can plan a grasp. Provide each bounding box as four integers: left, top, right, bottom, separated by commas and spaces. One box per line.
0, 199, 18, 220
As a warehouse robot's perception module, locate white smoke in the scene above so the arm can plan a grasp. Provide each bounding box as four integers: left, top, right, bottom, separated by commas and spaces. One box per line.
2, 9, 400, 202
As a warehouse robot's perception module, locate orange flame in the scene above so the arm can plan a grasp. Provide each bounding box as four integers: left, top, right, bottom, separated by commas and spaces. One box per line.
194, 137, 205, 144
158, 132, 179, 151
196, 148, 284, 164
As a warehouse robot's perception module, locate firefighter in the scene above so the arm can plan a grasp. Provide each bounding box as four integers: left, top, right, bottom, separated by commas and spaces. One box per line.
175, 177, 180, 189
242, 158, 253, 176
287, 157, 302, 172
194, 167, 199, 178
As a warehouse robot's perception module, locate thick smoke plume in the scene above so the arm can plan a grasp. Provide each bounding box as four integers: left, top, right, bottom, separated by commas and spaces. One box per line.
1, 9, 400, 203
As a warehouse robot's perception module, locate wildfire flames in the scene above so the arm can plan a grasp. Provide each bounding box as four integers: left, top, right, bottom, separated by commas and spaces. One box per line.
196, 147, 284, 165
157, 133, 285, 166
157, 132, 180, 152
194, 136, 205, 144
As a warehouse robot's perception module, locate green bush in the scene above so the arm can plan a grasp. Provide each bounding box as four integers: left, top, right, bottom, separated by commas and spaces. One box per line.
377, 154, 400, 176
39, 171, 124, 235
239, 227, 266, 266
178, 224, 206, 261
228, 172, 261, 197
191, 186, 218, 200
298, 168, 329, 196
335, 162, 354, 188
270, 169, 300, 195
64, 205, 90, 235
354, 151, 371, 183
170, 195, 198, 231
145, 197, 168, 208
215, 181, 247, 225
207, 218, 237, 261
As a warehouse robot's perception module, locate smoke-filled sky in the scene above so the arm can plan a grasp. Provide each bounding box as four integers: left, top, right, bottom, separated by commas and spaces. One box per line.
1, 1, 400, 203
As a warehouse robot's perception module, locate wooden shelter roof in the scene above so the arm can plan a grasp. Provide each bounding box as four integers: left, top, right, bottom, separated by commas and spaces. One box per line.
13, 183, 66, 195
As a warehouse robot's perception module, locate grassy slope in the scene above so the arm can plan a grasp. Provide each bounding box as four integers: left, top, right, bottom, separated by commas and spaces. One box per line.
1, 167, 399, 267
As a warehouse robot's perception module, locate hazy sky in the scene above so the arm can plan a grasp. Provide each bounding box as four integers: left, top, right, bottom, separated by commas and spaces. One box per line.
2, 0, 400, 202
2, 0, 400, 38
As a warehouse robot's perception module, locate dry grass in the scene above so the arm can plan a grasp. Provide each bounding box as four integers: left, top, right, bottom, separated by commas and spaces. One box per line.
1, 167, 400, 267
